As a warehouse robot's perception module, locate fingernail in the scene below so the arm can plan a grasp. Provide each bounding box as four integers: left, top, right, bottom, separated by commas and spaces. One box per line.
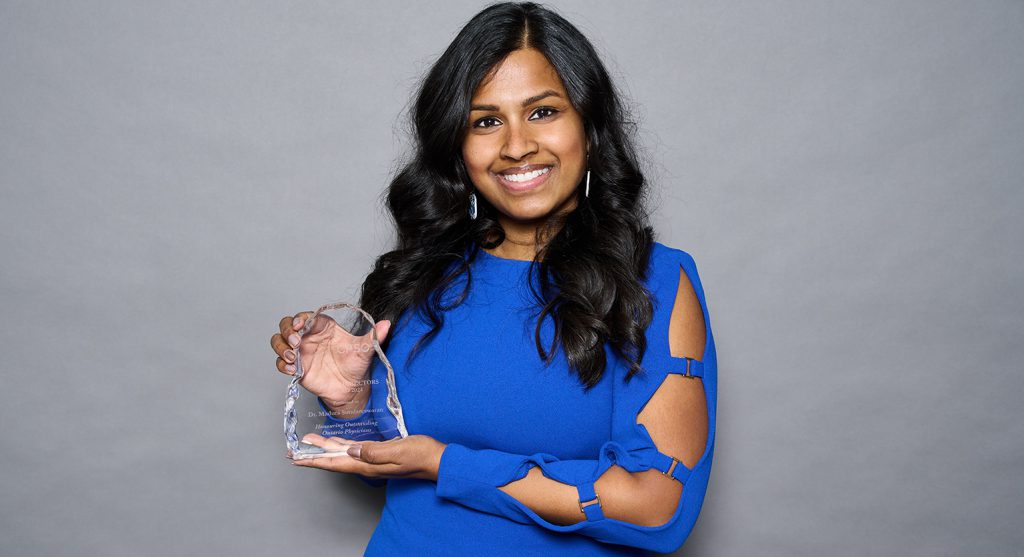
288, 334, 300, 347
347, 445, 362, 459
285, 363, 295, 373
293, 316, 302, 328
283, 349, 295, 362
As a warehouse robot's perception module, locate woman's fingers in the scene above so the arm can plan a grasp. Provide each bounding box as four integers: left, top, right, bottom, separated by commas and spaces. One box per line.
300, 433, 328, 447
279, 312, 313, 342
291, 444, 410, 477
292, 456, 404, 477
274, 316, 299, 359
302, 433, 360, 452
270, 332, 295, 375
278, 315, 294, 339
318, 436, 361, 453
275, 356, 294, 376
273, 312, 313, 376
270, 333, 293, 360
294, 311, 314, 331
289, 436, 433, 480
375, 319, 392, 344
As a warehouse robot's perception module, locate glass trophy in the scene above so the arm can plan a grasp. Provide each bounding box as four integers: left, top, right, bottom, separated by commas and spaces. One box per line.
284, 303, 408, 460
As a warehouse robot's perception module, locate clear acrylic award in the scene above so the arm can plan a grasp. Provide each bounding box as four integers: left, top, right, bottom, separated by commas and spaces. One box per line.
284, 303, 408, 460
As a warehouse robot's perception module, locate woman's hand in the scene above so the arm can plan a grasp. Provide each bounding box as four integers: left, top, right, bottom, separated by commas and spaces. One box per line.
293, 433, 447, 482
270, 312, 392, 413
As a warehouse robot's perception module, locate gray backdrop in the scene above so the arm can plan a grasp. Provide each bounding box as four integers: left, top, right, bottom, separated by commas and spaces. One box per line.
2, 1, 1022, 555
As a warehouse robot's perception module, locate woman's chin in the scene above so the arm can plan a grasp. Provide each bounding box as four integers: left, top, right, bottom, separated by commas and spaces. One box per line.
482, 189, 576, 223
496, 206, 555, 223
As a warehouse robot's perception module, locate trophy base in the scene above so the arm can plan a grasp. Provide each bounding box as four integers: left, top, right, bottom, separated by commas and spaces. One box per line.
288, 441, 356, 460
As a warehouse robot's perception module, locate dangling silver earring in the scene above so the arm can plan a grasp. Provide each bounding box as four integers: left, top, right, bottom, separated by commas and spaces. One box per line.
584, 170, 591, 198
468, 192, 478, 220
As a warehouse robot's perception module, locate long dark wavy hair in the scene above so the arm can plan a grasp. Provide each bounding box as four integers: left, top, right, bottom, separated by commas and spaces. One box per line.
359, 2, 655, 389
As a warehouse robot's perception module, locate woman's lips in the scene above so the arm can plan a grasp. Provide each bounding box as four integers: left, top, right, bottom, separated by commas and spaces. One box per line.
495, 165, 553, 192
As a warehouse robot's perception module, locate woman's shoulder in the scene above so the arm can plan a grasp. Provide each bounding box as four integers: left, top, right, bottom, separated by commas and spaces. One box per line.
644, 241, 712, 320
647, 241, 702, 284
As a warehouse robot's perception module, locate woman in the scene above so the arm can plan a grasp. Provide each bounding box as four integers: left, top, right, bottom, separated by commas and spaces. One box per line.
270, 3, 716, 555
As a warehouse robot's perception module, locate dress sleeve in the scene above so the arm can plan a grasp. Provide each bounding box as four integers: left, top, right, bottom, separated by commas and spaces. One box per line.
434, 249, 717, 554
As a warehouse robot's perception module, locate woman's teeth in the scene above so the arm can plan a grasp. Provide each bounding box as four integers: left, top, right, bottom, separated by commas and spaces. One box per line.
502, 167, 550, 183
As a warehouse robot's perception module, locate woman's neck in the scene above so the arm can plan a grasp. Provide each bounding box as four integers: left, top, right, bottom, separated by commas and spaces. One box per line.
482, 191, 579, 261
485, 205, 575, 261
486, 233, 540, 261
484, 219, 553, 261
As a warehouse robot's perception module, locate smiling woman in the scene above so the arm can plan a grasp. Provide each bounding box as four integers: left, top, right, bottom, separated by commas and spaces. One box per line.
270, 2, 717, 555
462, 48, 589, 253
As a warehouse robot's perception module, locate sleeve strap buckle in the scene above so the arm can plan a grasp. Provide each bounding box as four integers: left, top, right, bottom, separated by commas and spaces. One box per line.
579, 493, 602, 514
661, 456, 681, 477
576, 482, 605, 521
681, 357, 704, 378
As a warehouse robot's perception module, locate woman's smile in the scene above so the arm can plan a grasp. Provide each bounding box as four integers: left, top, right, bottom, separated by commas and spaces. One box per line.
494, 164, 554, 192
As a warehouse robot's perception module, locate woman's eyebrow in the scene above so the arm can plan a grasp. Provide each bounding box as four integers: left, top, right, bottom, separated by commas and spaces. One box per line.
470, 90, 562, 112
521, 90, 561, 107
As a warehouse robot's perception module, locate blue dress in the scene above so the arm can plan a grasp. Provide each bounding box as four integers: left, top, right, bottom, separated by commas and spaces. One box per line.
320, 241, 717, 556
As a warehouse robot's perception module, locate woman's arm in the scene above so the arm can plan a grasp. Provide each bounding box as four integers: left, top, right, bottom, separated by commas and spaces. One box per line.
496, 263, 708, 526
434, 256, 716, 553
496, 376, 707, 527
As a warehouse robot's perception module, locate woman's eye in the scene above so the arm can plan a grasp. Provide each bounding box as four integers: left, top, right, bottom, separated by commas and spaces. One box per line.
529, 107, 558, 120
473, 116, 501, 129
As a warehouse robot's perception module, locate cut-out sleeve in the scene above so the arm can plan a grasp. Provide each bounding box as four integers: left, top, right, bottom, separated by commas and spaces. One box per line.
434, 249, 717, 554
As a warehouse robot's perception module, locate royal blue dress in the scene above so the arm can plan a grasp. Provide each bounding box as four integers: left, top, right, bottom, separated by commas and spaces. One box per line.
320, 241, 717, 556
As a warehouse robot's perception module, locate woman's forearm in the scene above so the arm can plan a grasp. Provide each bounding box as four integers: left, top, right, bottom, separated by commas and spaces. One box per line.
496, 464, 681, 527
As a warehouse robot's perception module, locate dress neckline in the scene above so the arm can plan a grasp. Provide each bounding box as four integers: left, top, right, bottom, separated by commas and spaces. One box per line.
475, 246, 536, 265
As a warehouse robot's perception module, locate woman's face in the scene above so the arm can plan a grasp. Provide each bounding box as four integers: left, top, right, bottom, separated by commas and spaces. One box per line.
462, 48, 588, 232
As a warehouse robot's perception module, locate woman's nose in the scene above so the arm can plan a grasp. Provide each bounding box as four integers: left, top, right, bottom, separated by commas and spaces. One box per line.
500, 123, 538, 160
